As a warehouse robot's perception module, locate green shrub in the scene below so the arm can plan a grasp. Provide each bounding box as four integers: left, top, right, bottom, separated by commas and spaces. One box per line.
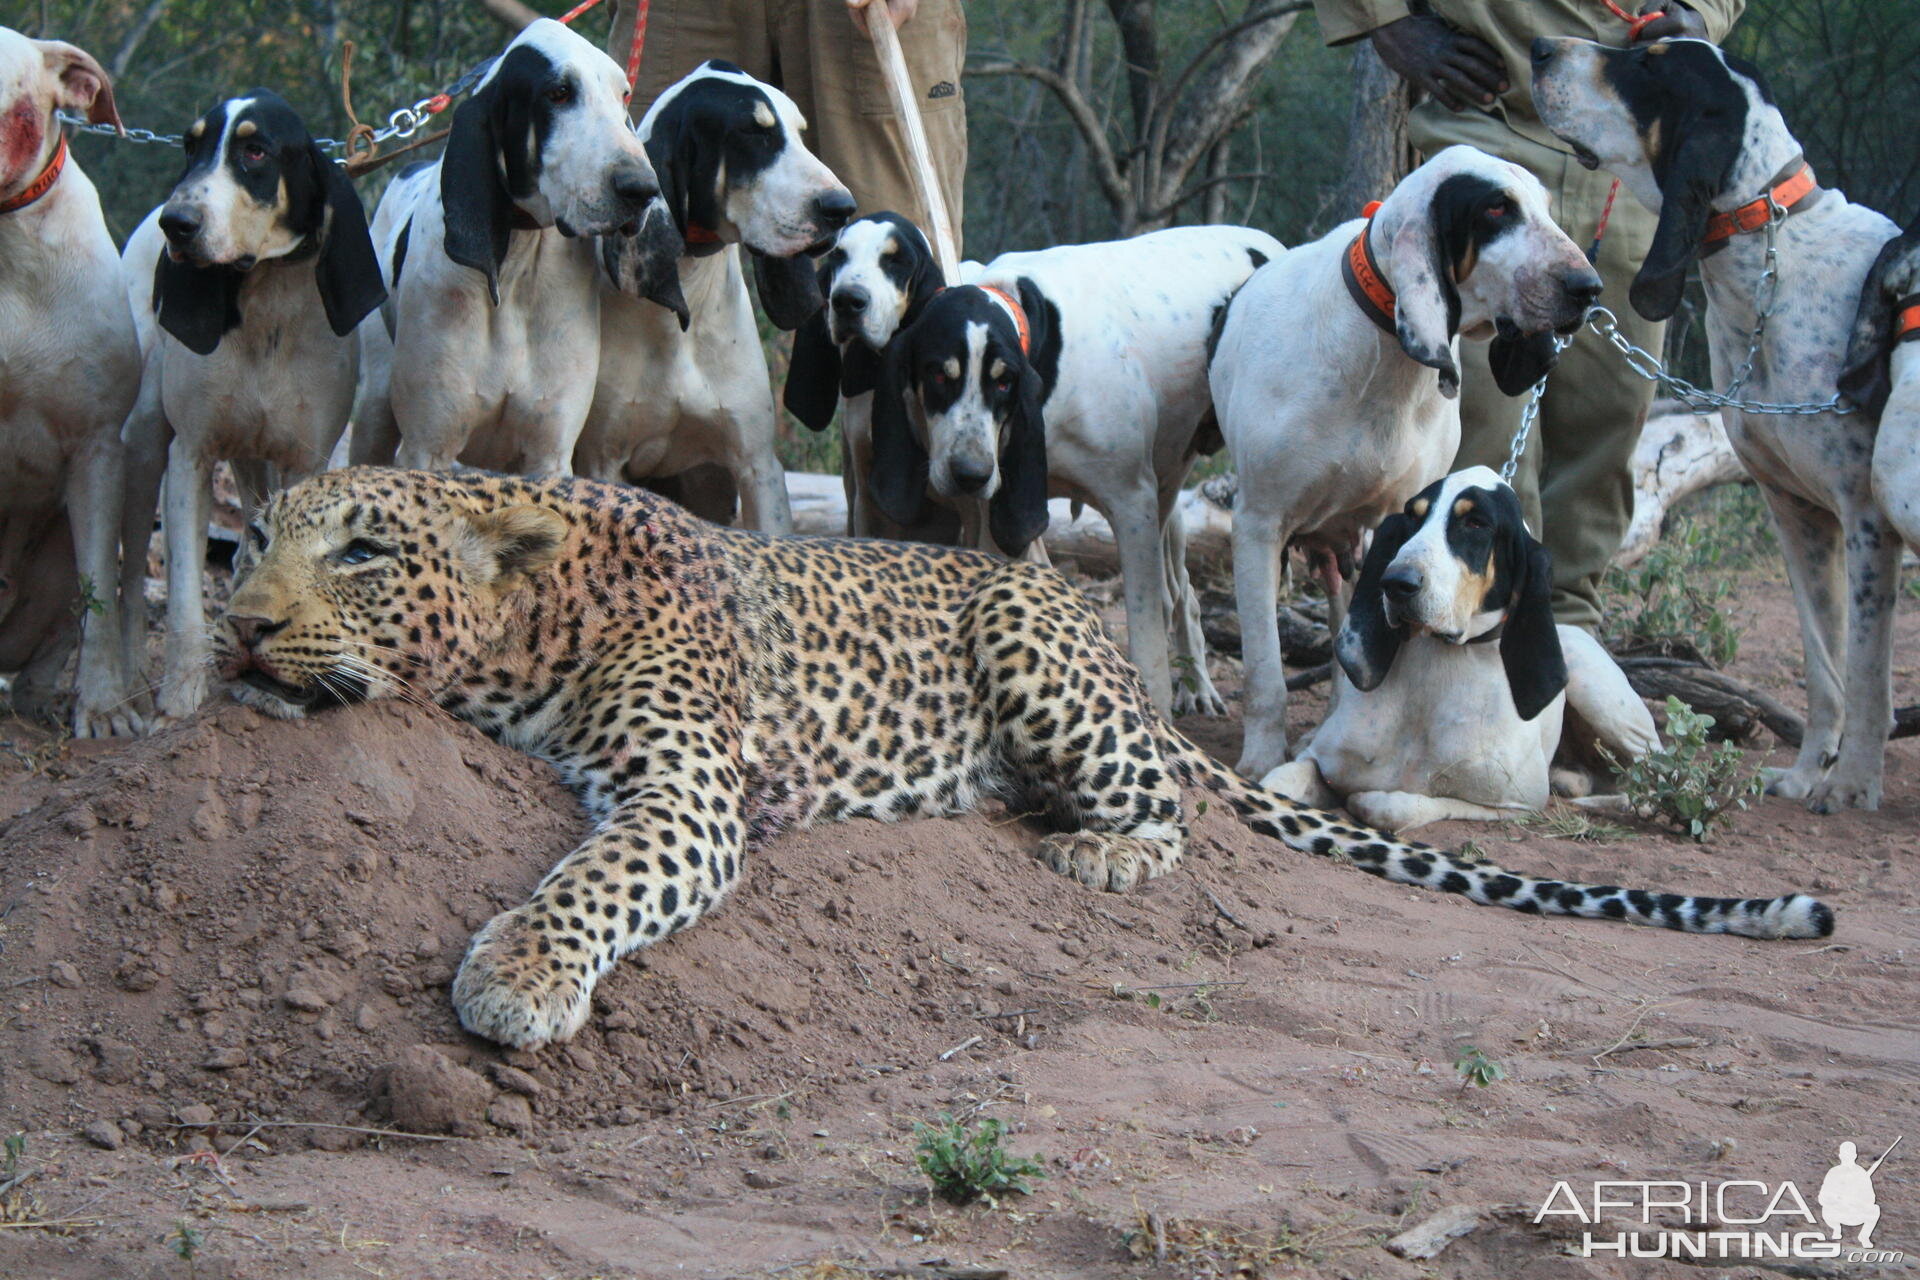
1600, 517, 1745, 666
1601, 697, 1762, 841
912, 1113, 1046, 1205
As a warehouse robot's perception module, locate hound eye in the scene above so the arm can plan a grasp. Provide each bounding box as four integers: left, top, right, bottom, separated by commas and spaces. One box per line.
548, 83, 574, 105
1461, 512, 1492, 531
928, 370, 948, 385
1484, 203, 1507, 219
994, 376, 1013, 394
335, 538, 389, 566
239, 142, 268, 163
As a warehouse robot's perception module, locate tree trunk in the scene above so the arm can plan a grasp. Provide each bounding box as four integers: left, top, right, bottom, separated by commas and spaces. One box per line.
1331, 42, 1412, 228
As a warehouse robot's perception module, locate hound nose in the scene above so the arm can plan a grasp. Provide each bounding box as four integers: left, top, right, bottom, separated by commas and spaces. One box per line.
949, 457, 994, 494
832, 287, 869, 316
1381, 566, 1423, 601
1531, 37, 1556, 65
1563, 268, 1603, 309
159, 206, 202, 245
611, 166, 660, 207
226, 613, 287, 651
812, 188, 856, 231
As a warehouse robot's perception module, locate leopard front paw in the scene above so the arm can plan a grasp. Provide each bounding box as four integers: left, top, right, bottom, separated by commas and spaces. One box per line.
451, 907, 596, 1050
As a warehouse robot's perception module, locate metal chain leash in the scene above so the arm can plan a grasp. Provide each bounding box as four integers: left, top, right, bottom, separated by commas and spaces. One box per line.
1500, 333, 1573, 484
60, 89, 451, 156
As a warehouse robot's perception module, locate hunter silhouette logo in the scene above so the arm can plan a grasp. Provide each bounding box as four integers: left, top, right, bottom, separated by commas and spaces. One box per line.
1535, 1136, 1903, 1263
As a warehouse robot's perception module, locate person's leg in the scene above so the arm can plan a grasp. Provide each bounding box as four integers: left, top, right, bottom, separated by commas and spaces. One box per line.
780, 0, 967, 253
631, 0, 776, 114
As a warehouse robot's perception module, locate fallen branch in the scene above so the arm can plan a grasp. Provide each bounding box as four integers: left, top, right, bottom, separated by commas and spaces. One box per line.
1618, 657, 1920, 746
164, 1119, 455, 1142
1385, 1204, 1482, 1260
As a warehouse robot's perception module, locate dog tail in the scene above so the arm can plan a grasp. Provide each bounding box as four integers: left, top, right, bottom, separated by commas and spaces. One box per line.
1157, 727, 1833, 941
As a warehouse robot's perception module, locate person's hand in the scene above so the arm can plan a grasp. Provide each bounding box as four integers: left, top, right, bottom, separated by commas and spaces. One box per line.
1369, 13, 1507, 111
847, 0, 918, 35
1633, 0, 1708, 41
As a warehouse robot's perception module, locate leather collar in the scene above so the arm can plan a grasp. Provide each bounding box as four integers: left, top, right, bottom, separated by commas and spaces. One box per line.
1699, 160, 1820, 254
0, 135, 68, 216
1464, 613, 1507, 645
1340, 201, 1396, 337
1896, 294, 1920, 344
979, 284, 1031, 354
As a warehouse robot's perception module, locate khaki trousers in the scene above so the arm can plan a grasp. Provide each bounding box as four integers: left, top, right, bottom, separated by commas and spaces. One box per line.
635, 0, 969, 252
1412, 106, 1666, 630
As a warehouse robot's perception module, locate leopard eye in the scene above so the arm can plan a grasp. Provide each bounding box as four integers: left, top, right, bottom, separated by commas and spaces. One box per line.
247, 523, 268, 550
335, 538, 389, 566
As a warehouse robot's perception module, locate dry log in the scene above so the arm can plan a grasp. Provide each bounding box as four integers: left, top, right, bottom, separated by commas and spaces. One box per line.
1385, 1204, 1482, 1260
1618, 407, 1746, 567
1618, 657, 1920, 745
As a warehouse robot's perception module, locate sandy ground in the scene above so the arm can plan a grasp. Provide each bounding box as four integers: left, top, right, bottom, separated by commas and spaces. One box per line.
0, 556, 1915, 1280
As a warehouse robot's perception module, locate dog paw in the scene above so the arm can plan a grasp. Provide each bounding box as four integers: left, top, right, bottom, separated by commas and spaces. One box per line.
452, 907, 596, 1050
71, 699, 144, 740
1172, 684, 1228, 719
1036, 832, 1177, 892
1806, 772, 1882, 814
1761, 766, 1818, 801
152, 670, 211, 730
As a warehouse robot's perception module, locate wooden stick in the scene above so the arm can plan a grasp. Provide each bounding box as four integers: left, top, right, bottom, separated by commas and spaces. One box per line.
863, 8, 960, 279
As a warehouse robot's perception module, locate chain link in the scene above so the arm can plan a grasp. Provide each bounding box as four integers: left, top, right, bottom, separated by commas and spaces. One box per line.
62, 95, 446, 156
1500, 333, 1574, 484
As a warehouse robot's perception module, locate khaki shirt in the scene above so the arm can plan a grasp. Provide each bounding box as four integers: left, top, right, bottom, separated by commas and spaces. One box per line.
1313, 0, 1744, 153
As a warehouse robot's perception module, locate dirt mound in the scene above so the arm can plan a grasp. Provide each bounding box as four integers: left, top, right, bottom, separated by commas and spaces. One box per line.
0, 702, 1268, 1148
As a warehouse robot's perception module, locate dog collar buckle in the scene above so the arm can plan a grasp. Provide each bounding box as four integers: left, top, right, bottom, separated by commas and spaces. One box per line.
0, 135, 69, 216
1341, 209, 1397, 337
1700, 162, 1818, 250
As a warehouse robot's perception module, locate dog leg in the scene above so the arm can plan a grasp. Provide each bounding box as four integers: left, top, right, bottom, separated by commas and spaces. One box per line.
1347, 790, 1525, 832
1162, 502, 1224, 718
728, 409, 796, 536
1807, 505, 1900, 812
1757, 486, 1846, 800
1112, 485, 1174, 713
65, 428, 140, 738
154, 438, 214, 728
117, 390, 169, 718
1232, 506, 1291, 777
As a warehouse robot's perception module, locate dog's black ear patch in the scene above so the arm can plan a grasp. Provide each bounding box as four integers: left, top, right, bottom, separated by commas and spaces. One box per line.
990, 352, 1050, 557
601, 201, 689, 329
309, 142, 387, 336
153, 250, 243, 356
753, 249, 825, 331
1838, 216, 1920, 420
1488, 322, 1561, 396
1336, 512, 1419, 691
441, 44, 552, 304
1500, 538, 1568, 720
869, 320, 929, 526
784, 272, 843, 432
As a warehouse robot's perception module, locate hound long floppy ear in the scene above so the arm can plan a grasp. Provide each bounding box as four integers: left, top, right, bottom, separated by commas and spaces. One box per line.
440, 67, 521, 306
458, 504, 569, 595
989, 278, 1053, 555
1838, 223, 1919, 419
1499, 536, 1568, 720
307, 143, 386, 336
1335, 512, 1418, 691
152, 251, 244, 356
868, 325, 929, 526
1488, 323, 1561, 397
39, 39, 120, 130
753, 250, 826, 331
1383, 210, 1461, 395
1632, 123, 1740, 322
784, 269, 843, 432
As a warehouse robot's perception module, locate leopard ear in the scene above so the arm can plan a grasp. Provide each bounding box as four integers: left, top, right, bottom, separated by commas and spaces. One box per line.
459, 504, 568, 592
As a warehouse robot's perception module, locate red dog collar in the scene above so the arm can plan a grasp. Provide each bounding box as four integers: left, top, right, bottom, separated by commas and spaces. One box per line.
0, 135, 68, 216
979, 284, 1031, 354
1341, 201, 1397, 337
1897, 295, 1920, 344
1700, 162, 1818, 250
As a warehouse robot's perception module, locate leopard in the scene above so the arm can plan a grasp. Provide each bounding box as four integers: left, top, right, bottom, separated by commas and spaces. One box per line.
213, 468, 1834, 1050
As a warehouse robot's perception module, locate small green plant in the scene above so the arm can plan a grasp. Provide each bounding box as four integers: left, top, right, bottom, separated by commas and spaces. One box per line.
1454, 1045, 1507, 1090
2, 1132, 23, 1177
167, 1219, 204, 1277
72, 574, 106, 619
1600, 516, 1745, 666
912, 1113, 1045, 1204
1601, 697, 1761, 842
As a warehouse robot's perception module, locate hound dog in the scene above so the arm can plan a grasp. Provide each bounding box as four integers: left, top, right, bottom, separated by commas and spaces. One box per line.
859, 225, 1285, 716
357, 19, 658, 477
1210, 146, 1601, 779
1841, 211, 1920, 546
1534, 37, 1903, 812
574, 60, 854, 532
0, 28, 144, 736
117, 90, 385, 728
1263, 468, 1658, 832
785, 211, 956, 538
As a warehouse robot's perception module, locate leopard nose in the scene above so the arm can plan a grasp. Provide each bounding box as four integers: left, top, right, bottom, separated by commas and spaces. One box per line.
226, 613, 288, 650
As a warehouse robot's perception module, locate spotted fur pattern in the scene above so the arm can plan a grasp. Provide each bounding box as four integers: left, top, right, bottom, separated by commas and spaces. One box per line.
215, 468, 1835, 1049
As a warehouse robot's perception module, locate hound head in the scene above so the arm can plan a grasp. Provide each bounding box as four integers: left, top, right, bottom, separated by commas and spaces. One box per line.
1336, 467, 1567, 721
1369, 145, 1600, 398
1531, 36, 1796, 322
440, 19, 659, 303
868, 282, 1053, 556
782, 213, 947, 432
1839, 212, 1920, 420
150, 91, 386, 355
0, 27, 117, 198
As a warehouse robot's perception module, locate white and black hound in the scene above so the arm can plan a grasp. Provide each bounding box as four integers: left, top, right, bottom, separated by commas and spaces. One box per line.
1264, 467, 1658, 832
1841, 211, 1920, 547
357, 19, 658, 477
0, 28, 143, 737
1535, 37, 1904, 812
118, 89, 386, 728
785, 211, 958, 537
856, 225, 1285, 716
574, 60, 854, 532
1210, 146, 1600, 779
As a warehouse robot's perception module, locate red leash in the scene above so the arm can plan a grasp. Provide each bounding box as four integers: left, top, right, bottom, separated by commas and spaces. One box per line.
1598, 0, 1665, 42
555, 0, 649, 85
